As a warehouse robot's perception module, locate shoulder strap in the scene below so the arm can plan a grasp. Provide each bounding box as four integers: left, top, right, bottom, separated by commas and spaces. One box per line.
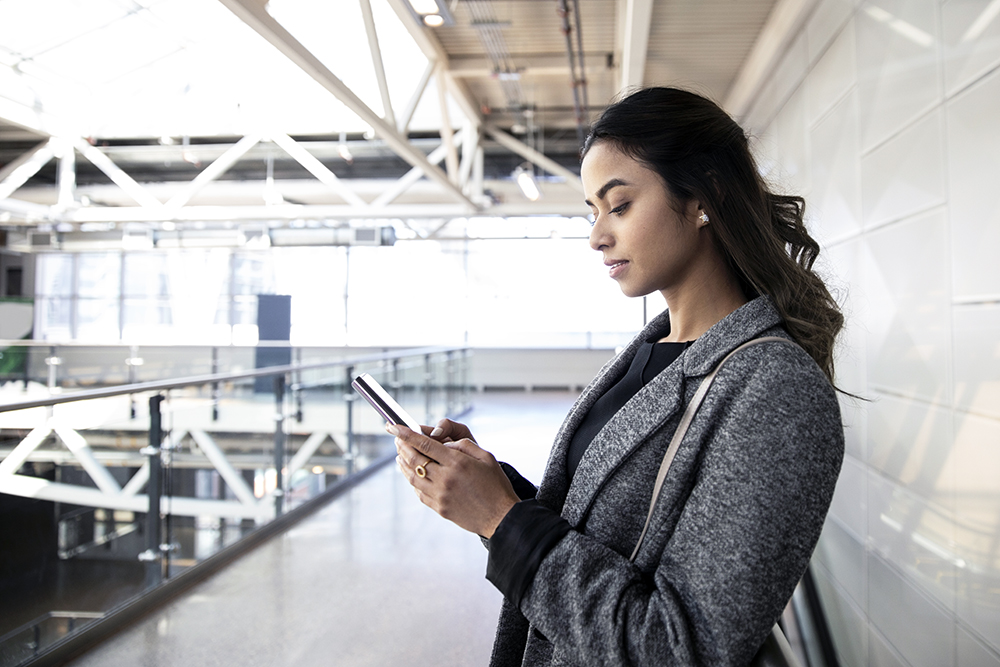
629, 336, 796, 562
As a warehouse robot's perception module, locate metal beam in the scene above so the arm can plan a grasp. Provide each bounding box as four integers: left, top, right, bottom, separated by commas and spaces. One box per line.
359, 0, 395, 128
121, 461, 150, 496
54, 426, 122, 495
56, 139, 76, 210
436, 63, 460, 182
0, 139, 57, 201
383, 0, 482, 127
370, 131, 462, 207
216, 0, 477, 210
485, 124, 584, 193
75, 139, 162, 209
189, 429, 258, 507
398, 60, 435, 135
0, 474, 270, 519
618, 0, 655, 92
166, 134, 261, 211
287, 431, 332, 478
270, 133, 368, 208
0, 426, 52, 477
725, 0, 818, 119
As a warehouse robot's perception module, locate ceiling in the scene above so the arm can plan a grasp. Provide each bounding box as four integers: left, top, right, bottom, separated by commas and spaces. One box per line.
0, 0, 809, 245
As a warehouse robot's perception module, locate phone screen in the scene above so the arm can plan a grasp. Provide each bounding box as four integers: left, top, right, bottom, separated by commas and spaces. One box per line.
351, 373, 423, 433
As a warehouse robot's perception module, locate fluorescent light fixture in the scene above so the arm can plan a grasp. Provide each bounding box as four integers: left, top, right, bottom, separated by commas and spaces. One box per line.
404, 0, 454, 26
514, 164, 541, 201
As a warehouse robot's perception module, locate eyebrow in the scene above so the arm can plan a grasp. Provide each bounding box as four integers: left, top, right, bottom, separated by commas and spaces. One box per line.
584, 178, 630, 206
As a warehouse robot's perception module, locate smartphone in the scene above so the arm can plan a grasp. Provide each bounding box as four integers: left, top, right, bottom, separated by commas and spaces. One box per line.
351, 373, 423, 433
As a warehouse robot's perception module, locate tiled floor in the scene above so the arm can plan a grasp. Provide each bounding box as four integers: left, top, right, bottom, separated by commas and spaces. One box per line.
67, 392, 578, 667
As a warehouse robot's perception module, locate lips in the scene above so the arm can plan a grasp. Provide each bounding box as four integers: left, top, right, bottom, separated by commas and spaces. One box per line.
606, 259, 628, 278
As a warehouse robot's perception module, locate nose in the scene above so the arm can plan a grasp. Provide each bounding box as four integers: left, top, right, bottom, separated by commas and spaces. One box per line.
589, 214, 612, 251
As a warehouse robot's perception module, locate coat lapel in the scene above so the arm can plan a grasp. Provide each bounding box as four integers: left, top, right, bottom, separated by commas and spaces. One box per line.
536, 297, 787, 524
535, 308, 674, 511
561, 359, 687, 527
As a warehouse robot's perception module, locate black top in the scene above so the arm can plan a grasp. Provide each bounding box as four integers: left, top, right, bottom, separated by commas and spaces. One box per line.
566, 337, 691, 479
487, 332, 691, 605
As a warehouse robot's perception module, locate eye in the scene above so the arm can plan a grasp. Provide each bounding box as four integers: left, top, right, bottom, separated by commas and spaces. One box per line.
587, 212, 596, 226
610, 202, 629, 216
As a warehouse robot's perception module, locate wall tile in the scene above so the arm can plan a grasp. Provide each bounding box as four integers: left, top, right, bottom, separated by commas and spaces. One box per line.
808, 20, 859, 125
958, 625, 1000, 667
868, 551, 956, 667
856, 0, 943, 151
870, 626, 912, 667
773, 32, 810, 113
949, 411, 1000, 653
815, 517, 869, 609
865, 208, 951, 402
810, 91, 863, 245
774, 86, 811, 197
829, 454, 869, 540
947, 69, 1000, 299
953, 304, 1000, 420
813, 564, 870, 667
861, 109, 946, 229
867, 467, 956, 612
868, 393, 954, 500
807, 0, 858, 64
942, 0, 1000, 97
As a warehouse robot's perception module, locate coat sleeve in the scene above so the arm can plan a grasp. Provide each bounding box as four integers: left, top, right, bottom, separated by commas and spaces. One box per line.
504, 347, 844, 666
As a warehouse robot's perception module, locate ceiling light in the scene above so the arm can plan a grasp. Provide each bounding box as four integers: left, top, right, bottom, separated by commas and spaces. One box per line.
514, 164, 541, 202
423, 14, 444, 27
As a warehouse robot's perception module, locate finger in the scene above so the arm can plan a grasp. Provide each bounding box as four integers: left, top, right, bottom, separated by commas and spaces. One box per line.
430, 419, 475, 444
446, 437, 495, 464
395, 439, 435, 469
387, 424, 452, 463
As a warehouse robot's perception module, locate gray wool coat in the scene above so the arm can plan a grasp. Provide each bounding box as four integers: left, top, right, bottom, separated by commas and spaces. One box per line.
487, 296, 844, 667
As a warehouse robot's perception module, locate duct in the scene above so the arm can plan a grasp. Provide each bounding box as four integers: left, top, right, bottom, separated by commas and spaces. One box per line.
556, 0, 589, 147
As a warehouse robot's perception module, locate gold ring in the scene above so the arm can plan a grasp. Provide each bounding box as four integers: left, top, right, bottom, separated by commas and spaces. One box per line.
414, 459, 434, 478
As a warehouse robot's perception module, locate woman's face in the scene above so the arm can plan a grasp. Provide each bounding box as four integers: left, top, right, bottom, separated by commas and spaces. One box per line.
582, 141, 708, 300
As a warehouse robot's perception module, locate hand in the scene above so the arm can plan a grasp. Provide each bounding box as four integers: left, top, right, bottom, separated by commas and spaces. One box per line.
424, 418, 477, 444
390, 424, 519, 539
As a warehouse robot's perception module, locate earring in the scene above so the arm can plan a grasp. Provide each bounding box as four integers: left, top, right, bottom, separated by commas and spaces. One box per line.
698, 212, 709, 225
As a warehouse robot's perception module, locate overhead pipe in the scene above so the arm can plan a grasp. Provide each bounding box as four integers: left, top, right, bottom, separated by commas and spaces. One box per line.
556, 0, 587, 148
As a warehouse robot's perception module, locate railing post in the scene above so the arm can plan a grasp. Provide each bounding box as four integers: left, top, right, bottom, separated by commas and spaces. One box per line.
211, 346, 220, 422
295, 347, 303, 423
45, 345, 61, 392
345, 365, 355, 476
140, 394, 164, 589
424, 353, 432, 425
273, 375, 286, 517
446, 350, 454, 416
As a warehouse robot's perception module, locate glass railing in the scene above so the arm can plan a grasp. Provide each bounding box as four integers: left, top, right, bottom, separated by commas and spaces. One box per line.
0, 345, 470, 666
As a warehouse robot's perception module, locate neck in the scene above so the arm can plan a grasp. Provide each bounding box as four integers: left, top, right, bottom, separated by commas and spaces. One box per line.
657, 257, 748, 343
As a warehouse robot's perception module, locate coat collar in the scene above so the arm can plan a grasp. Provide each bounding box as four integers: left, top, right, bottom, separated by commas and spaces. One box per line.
535, 296, 786, 522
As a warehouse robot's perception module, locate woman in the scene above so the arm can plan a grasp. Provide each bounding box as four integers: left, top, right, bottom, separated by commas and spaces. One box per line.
390, 87, 845, 666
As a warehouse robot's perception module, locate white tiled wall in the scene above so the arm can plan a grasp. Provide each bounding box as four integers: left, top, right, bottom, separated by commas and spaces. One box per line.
744, 0, 1000, 663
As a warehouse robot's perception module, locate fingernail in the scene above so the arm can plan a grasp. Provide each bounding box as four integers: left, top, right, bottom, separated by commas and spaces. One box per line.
430, 427, 444, 438
385, 424, 400, 436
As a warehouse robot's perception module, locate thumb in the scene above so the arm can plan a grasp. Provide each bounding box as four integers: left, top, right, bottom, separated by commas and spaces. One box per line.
447, 438, 494, 464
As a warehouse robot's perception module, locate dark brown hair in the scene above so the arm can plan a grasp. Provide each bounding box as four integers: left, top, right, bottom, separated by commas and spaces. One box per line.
583, 87, 843, 384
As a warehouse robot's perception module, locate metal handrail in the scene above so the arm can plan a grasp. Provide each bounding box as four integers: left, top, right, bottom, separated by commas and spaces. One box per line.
0, 344, 469, 413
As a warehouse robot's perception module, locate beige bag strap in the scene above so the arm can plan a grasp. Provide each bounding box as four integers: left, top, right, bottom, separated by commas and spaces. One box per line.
629, 336, 795, 562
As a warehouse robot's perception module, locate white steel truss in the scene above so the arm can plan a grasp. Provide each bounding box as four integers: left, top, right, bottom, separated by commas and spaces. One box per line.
0, 422, 289, 521
0, 0, 587, 232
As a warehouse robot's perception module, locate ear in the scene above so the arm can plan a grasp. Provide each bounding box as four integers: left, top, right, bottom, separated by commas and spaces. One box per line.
686, 199, 709, 227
